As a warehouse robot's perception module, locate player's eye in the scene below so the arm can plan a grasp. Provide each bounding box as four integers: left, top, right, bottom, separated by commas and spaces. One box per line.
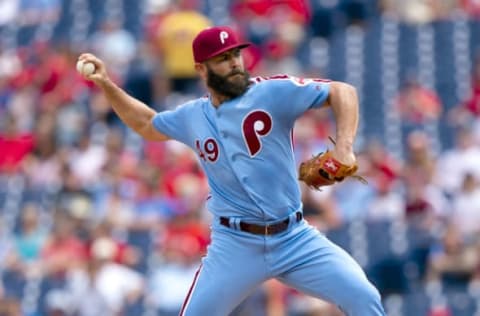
221, 50, 240, 61
214, 54, 228, 63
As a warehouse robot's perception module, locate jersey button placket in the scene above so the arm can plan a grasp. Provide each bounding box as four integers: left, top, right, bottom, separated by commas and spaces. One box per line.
217, 110, 226, 138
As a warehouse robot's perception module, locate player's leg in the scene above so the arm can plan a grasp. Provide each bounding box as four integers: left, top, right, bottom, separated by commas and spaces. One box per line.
180, 222, 268, 316
272, 222, 385, 316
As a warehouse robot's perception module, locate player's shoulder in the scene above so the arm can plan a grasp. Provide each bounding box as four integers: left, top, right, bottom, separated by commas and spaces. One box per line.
173, 96, 209, 111
249, 74, 291, 86
250, 74, 330, 88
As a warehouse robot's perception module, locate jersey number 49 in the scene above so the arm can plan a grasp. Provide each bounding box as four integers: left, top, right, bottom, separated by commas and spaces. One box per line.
196, 110, 273, 162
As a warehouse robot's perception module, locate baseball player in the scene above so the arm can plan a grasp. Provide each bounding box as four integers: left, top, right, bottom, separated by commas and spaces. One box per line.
78, 26, 386, 316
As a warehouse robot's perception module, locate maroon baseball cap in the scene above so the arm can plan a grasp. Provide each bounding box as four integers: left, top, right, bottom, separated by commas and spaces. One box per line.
192, 26, 250, 63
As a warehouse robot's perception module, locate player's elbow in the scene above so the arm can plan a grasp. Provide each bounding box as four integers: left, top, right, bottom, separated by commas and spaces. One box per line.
330, 81, 358, 99
327, 81, 358, 108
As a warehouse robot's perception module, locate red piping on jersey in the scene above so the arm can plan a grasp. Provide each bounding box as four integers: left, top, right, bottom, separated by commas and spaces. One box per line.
180, 264, 203, 316
290, 129, 295, 151
252, 74, 331, 83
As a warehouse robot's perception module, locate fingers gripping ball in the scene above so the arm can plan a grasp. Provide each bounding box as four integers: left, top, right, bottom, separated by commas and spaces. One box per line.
298, 151, 367, 190
76, 60, 96, 76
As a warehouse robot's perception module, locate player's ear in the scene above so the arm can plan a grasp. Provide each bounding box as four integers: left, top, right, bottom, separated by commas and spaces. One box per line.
195, 62, 207, 81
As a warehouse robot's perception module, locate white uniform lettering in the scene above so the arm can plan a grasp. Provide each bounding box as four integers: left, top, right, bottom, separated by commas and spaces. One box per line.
220, 31, 229, 44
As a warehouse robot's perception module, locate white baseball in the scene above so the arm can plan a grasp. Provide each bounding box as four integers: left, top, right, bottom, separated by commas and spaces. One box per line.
76, 60, 96, 76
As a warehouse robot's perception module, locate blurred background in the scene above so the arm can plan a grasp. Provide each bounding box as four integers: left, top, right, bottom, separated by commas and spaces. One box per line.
1, 0, 480, 315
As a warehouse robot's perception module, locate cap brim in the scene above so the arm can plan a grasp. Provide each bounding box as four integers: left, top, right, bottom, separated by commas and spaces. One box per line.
200, 43, 251, 62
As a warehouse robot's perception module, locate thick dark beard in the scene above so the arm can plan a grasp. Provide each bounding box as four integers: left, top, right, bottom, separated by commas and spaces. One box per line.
206, 66, 250, 99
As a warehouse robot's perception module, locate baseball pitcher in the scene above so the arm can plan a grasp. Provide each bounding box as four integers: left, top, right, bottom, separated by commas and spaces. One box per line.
78, 26, 386, 316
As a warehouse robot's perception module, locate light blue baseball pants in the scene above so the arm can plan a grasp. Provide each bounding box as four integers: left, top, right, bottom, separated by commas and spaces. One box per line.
180, 214, 385, 316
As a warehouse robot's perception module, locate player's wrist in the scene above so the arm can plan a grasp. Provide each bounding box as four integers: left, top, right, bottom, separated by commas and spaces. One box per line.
334, 140, 353, 153
97, 76, 115, 90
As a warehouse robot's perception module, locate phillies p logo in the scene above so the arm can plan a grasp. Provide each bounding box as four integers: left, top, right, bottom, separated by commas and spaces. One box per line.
220, 31, 229, 44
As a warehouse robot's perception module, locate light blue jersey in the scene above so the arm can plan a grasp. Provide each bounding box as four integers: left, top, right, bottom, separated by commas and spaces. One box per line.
153, 75, 329, 222
152, 74, 385, 316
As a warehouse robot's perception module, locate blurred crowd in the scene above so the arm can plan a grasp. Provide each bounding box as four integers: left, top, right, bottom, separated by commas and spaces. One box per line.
1, 0, 480, 315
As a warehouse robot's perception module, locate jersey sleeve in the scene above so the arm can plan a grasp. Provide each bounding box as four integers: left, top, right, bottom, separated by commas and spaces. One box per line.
263, 75, 330, 119
152, 103, 192, 146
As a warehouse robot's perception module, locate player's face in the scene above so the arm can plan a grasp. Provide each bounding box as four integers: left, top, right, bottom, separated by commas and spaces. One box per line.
204, 48, 250, 98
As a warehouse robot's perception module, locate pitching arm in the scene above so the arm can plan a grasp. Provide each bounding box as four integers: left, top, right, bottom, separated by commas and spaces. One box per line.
77, 53, 170, 142
322, 81, 359, 165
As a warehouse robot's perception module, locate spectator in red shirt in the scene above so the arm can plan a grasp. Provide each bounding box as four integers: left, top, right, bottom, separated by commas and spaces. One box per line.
41, 213, 87, 277
448, 58, 480, 126
460, 0, 480, 17
394, 76, 442, 124
232, 0, 311, 24
0, 114, 34, 173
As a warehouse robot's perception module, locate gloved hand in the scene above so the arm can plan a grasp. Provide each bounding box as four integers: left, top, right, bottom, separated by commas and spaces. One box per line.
298, 138, 367, 190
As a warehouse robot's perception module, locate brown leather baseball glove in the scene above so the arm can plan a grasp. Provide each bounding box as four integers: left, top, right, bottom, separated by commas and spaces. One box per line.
298, 139, 367, 190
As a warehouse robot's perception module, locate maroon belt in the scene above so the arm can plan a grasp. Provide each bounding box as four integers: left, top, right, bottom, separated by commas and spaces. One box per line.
219, 212, 303, 235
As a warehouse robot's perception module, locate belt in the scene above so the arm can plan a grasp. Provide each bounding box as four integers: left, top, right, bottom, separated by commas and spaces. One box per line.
219, 212, 303, 236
